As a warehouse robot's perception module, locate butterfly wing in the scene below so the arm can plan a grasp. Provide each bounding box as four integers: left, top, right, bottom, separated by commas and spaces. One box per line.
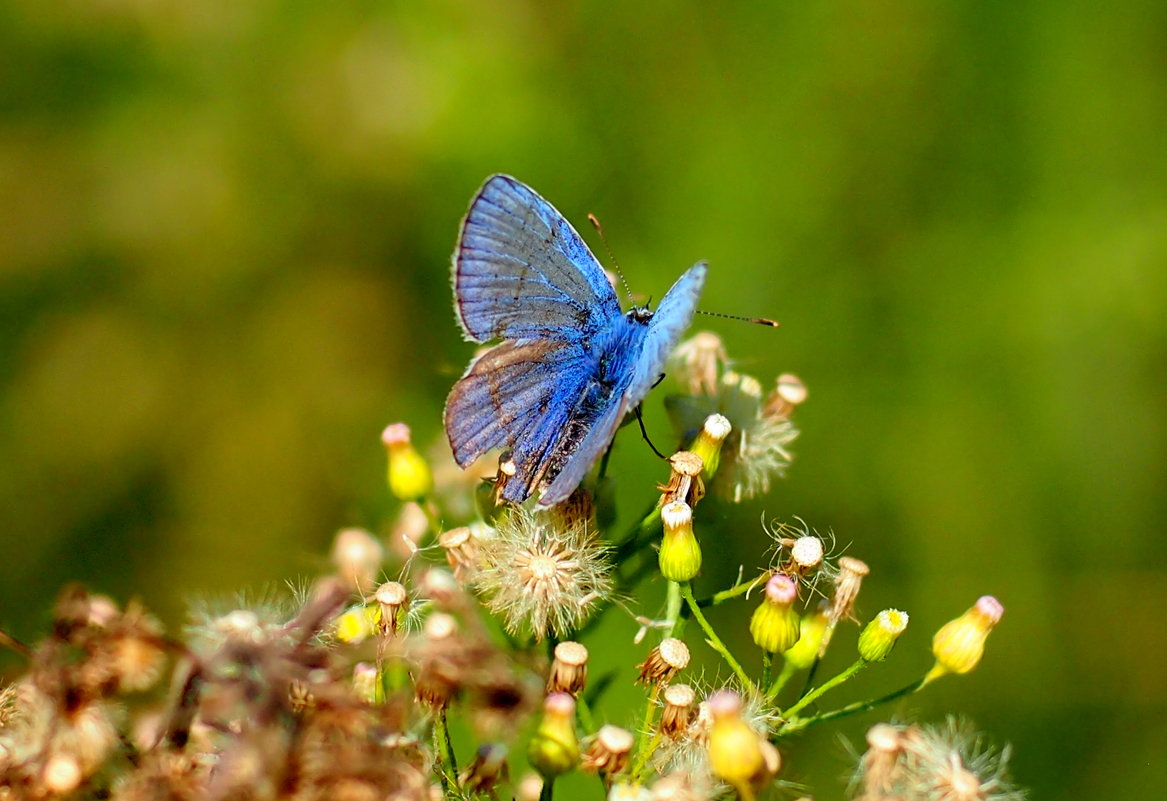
444, 339, 593, 497
626, 262, 707, 408
454, 174, 622, 343
537, 263, 708, 507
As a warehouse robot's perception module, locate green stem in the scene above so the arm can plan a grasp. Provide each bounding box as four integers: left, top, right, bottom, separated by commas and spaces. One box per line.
782, 676, 929, 734
539, 776, 555, 801
679, 582, 757, 694
761, 651, 773, 690
782, 659, 867, 719
632, 732, 662, 780
664, 580, 685, 638
632, 684, 661, 775
766, 660, 798, 702
576, 693, 596, 734
433, 709, 460, 795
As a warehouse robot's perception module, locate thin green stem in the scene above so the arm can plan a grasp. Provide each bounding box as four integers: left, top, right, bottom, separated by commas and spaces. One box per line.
539, 776, 555, 801
633, 732, 662, 780
782, 659, 867, 719
433, 709, 460, 796
679, 582, 757, 694
781, 676, 929, 734
766, 660, 798, 702
664, 580, 685, 638
632, 684, 661, 776
761, 651, 773, 690
575, 693, 595, 734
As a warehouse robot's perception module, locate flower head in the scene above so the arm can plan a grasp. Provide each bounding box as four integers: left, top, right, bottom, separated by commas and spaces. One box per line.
857, 609, 909, 662
473, 507, 612, 640
381, 422, 433, 501
929, 596, 1004, 681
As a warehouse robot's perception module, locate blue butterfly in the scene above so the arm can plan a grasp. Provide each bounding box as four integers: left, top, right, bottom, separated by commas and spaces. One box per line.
444, 175, 706, 507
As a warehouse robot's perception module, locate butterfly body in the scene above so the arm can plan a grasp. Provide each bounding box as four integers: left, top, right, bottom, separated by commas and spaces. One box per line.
444, 175, 706, 506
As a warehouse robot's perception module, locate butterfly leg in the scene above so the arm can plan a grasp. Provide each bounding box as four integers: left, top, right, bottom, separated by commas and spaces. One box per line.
634, 404, 668, 459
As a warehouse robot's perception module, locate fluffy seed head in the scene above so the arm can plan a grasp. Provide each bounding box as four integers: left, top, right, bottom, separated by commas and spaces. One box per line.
474, 507, 613, 640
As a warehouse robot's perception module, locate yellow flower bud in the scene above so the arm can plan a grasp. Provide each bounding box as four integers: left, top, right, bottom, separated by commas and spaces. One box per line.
749, 575, 801, 653
688, 414, 731, 477
528, 693, 579, 777
928, 596, 1004, 681
382, 423, 433, 501
707, 690, 764, 788
782, 603, 829, 670
857, 609, 909, 662
659, 501, 702, 582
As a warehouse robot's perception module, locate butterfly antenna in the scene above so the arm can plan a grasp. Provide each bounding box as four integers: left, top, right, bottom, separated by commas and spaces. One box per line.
588, 212, 635, 304
697, 309, 781, 327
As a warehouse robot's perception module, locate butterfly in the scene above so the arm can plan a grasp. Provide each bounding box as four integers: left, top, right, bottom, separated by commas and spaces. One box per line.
444, 175, 706, 507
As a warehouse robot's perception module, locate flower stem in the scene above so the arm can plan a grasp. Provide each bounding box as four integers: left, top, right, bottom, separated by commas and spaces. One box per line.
679, 582, 757, 694
433, 709, 460, 795
664, 580, 685, 638
539, 776, 555, 801
576, 693, 596, 734
781, 676, 929, 733
766, 660, 798, 702
761, 651, 773, 690
781, 659, 867, 719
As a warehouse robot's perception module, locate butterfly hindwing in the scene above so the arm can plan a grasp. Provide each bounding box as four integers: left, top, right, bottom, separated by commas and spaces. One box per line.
455, 175, 622, 343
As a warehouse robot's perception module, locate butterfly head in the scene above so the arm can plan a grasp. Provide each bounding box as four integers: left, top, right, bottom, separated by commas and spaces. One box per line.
628, 306, 654, 325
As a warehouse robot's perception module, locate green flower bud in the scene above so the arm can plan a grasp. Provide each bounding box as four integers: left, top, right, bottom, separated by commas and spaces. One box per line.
857, 609, 909, 662
688, 414, 731, 477
659, 501, 702, 582
528, 693, 579, 777
749, 575, 801, 653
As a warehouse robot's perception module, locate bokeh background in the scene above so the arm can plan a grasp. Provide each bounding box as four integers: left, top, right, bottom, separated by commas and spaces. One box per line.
2, 1, 1164, 798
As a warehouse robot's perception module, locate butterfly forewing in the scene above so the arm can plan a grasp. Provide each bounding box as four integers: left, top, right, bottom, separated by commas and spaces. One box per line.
455, 175, 621, 343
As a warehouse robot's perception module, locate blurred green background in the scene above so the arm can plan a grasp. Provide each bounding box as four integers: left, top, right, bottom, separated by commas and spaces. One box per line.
1, 0, 1164, 798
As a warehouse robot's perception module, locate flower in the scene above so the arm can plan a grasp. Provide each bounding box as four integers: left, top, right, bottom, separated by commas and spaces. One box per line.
381, 422, 433, 501
857, 609, 909, 662
928, 596, 1005, 681
749, 575, 802, 653
528, 693, 579, 777
473, 507, 613, 640
659, 501, 702, 582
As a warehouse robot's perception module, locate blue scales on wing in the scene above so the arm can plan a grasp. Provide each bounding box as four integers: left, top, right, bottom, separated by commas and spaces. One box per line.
454, 175, 621, 343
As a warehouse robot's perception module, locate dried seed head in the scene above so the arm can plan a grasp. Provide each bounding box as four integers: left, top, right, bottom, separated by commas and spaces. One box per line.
659, 683, 697, 740
861, 723, 906, 794
459, 743, 509, 794
637, 638, 690, 686
417, 567, 466, 609
474, 507, 613, 640
763, 373, 808, 419
42, 755, 82, 795
423, 612, 457, 641
375, 581, 409, 637
830, 556, 870, 624
659, 451, 706, 508
331, 527, 384, 592
439, 527, 479, 582
515, 772, 543, 801
789, 535, 824, 572
581, 725, 634, 775
547, 641, 589, 695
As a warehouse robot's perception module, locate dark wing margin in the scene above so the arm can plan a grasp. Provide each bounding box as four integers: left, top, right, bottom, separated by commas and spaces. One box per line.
453, 175, 622, 343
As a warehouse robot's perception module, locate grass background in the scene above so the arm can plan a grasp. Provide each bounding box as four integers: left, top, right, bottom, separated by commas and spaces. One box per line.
1, 1, 1164, 798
